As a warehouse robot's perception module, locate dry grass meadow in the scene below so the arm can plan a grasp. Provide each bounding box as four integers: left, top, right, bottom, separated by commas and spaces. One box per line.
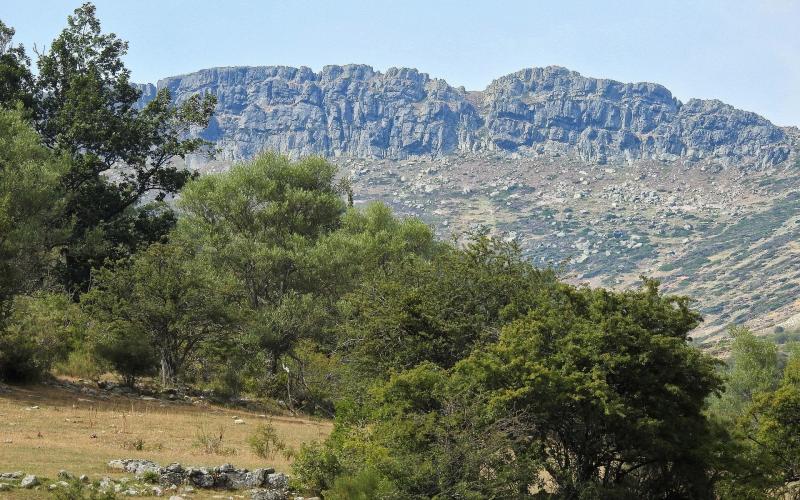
0, 381, 332, 497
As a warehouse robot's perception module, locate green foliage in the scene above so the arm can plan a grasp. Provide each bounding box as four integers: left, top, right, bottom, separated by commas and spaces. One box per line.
92, 327, 157, 387
0, 20, 34, 110
711, 326, 780, 420
323, 469, 395, 500
32, 3, 216, 292
0, 291, 81, 382
706, 328, 800, 497
337, 234, 557, 379
194, 423, 236, 456
248, 422, 291, 460
300, 277, 724, 498
53, 479, 117, 500
743, 384, 800, 487
0, 107, 69, 308
53, 347, 105, 380
177, 153, 347, 307
139, 470, 159, 484
449, 281, 720, 498
82, 241, 234, 385
176, 153, 348, 380
292, 441, 342, 493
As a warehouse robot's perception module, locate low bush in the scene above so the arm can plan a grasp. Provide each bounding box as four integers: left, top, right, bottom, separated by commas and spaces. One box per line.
194, 423, 236, 456
248, 422, 292, 460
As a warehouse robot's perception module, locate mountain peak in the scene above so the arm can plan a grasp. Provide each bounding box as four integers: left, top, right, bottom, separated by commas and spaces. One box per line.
137, 64, 791, 166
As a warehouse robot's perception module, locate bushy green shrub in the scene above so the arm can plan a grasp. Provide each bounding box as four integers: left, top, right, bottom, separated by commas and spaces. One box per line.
292, 442, 342, 494
248, 422, 291, 460
323, 469, 393, 500
53, 347, 106, 380
92, 329, 157, 387
0, 291, 80, 382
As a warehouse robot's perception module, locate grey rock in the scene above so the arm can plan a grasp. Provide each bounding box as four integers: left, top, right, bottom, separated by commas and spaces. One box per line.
159, 463, 185, 486
136, 65, 790, 168
99, 477, 113, 491
20, 474, 39, 488
58, 470, 74, 480
108, 459, 162, 476
0, 472, 22, 479
267, 472, 289, 490
224, 467, 274, 489
159, 471, 184, 487
187, 467, 215, 488
251, 490, 288, 500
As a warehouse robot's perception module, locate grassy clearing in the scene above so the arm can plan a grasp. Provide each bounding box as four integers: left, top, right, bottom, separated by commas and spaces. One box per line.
0, 382, 331, 494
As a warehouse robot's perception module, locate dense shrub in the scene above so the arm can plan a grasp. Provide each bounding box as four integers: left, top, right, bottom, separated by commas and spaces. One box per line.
0, 292, 80, 382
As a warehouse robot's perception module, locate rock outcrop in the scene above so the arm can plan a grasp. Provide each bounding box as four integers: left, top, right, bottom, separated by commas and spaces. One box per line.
136, 65, 791, 167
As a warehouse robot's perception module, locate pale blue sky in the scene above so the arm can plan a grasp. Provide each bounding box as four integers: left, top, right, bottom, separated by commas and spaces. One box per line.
4, 0, 799, 125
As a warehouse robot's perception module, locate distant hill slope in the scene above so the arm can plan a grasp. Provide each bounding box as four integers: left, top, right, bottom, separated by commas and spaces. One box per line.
136, 65, 790, 168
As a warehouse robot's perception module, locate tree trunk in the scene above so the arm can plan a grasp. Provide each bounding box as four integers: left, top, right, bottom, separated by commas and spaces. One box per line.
160, 353, 176, 387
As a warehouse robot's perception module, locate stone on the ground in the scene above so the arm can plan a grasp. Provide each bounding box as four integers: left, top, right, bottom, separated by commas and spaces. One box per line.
251, 490, 288, 500
108, 458, 162, 476
187, 467, 214, 488
99, 477, 113, 491
267, 472, 289, 489
0, 472, 22, 479
20, 474, 39, 488
106, 459, 291, 493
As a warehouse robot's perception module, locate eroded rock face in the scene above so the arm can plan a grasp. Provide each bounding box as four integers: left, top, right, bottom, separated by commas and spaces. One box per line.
139, 65, 480, 161
481, 67, 790, 166
135, 65, 791, 168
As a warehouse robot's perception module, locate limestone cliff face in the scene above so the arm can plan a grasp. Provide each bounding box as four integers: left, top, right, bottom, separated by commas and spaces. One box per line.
136, 65, 791, 166
138, 65, 480, 160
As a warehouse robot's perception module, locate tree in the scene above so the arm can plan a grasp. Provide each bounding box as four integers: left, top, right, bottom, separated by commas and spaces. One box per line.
712, 327, 781, 420
296, 279, 725, 499
450, 281, 722, 498
35, 3, 216, 292
0, 107, 69, 309
82, 242, 233, 385
741, 385, 800, 494
336, 234, 558, 379
0, 20, 34, 110
715, 339, 800, 498
177, 153, 348, 373
92, 326, 158, 388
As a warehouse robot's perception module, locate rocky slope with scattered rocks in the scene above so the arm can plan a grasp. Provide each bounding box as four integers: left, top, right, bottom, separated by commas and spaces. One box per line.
136, 65, 790, 167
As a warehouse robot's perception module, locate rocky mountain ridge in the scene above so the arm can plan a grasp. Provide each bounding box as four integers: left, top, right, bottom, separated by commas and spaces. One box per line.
136, 65, 791, 167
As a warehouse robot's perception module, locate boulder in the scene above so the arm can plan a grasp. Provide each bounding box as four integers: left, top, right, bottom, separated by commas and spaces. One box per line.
20, 474, 39, 488
267, 472, 289, 490
251, 490, 288, 500
187, 467, 215, 488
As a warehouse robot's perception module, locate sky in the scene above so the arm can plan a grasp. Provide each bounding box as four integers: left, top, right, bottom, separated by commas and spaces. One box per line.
4, 0, 800, 126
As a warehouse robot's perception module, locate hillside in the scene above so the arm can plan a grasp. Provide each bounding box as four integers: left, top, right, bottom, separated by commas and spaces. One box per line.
136, 65, 799, 344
